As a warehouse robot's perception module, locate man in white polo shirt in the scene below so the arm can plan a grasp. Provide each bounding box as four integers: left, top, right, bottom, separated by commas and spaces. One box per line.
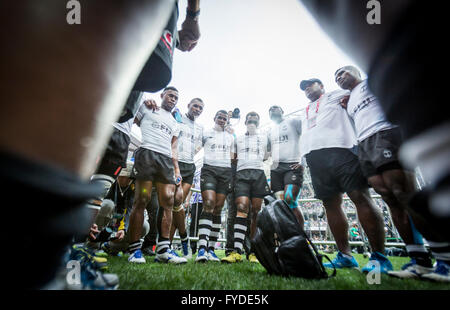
299, 78, 391, 273
335, 66, 448, 282
267, 105, 305, 226
196, 110, 236, 263
221, 112, 271, 264
169, 98, 205, 259
127, 86, 186, 265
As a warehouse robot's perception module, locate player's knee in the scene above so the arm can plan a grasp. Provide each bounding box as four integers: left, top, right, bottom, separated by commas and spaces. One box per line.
135, 192, 151, 209
368, 176, 392, 197
203, 199, 215, 213
373, 184, 396, 203
389, 183, 409, 202
161, 195, 175, 208
236, 202, 249, 215
174, 195, 184, 208
348, 190, 370, 207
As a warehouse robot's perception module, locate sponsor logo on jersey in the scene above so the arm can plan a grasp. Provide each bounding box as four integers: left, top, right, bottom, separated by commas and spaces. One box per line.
352, 96, 376, 114
151, 122, 173, 135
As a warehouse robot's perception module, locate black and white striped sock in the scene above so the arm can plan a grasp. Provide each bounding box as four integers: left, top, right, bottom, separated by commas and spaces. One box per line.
156, 236, 170, 255
208, 215, 221, 251
427, 241, 450, 265
234, 216, 248, 254
128, 241, 141, 254
198, 212, 213, 250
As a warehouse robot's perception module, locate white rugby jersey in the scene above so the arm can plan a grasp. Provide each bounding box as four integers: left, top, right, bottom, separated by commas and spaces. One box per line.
236, 132, 269, 171
347, 80, 397, 142
202, 128, 235, 168
135, 105, 180, 158
177, 114, 204, 164
268, 117, 302, 164
112, 116, 134, 137
300, 89, 357, 157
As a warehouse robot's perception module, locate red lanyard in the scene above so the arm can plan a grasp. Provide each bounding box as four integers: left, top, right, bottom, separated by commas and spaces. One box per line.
306, 94, 323, 119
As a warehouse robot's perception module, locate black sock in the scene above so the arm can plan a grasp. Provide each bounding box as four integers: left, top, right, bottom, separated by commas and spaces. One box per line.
406, 244, 433, 267
428, 241, 450, 265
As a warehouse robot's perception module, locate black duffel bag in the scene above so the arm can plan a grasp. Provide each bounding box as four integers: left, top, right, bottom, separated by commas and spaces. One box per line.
251, 196, 336, 279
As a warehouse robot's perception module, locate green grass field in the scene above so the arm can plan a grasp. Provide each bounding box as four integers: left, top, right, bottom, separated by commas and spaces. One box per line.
105, 250, 450, 290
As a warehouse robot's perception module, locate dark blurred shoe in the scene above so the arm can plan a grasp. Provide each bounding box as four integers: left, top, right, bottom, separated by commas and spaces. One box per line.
141, 246, 156, 256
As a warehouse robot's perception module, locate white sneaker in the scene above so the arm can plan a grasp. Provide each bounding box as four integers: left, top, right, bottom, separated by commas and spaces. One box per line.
421, 260, 450, 283
206, 249, 220, 262
388, 260, 434, 279
155, 249, 187, 264
195, 248, 209, 263
128, 249, 146, 264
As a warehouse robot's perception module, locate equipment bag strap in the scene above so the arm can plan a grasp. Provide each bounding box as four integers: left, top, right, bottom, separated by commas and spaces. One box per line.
303, 231, 337, 278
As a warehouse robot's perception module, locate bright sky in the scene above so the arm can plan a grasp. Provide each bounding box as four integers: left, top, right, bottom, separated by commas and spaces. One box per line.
135, 0, 366, 138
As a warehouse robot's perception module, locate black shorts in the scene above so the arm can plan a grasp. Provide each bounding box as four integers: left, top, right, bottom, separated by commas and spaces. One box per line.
179, 162, 196, 185
131, 148, 176, 184
305, 148, 368, 201
234, 169, 271, 199
358, 127, 405, 178
200, 164, 232, 195
96, 128, 130, 176
270, 162, 304, 193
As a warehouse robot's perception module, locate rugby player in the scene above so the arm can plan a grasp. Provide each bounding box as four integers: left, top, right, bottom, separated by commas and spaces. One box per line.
221, 112, 271, 263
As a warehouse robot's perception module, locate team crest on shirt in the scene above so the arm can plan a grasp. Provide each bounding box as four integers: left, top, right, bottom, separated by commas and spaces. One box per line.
383, 149, 392, 158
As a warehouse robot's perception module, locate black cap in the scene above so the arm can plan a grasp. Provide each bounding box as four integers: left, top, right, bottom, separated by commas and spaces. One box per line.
300, 78, 323, 91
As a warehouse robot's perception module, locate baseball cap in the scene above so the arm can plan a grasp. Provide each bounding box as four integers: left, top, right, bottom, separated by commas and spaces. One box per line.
300, 78, 323, 91
269, 105, 284, 113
